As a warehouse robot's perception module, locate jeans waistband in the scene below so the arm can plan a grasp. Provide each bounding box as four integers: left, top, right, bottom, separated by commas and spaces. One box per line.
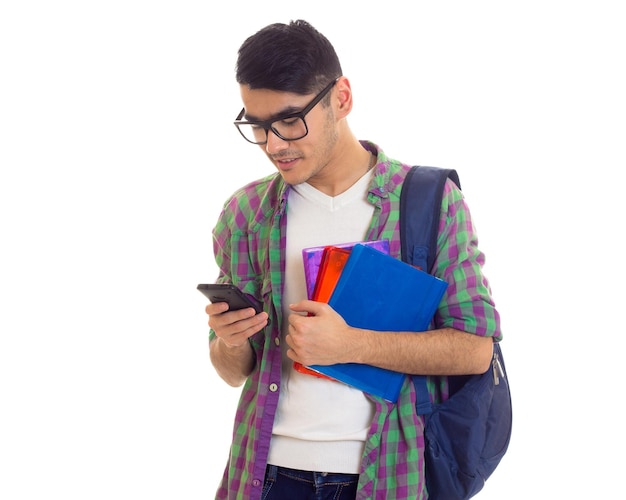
266, 464, 360, 485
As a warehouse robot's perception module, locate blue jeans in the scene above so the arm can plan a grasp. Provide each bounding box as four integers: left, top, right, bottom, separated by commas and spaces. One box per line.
262, 465, 359, 500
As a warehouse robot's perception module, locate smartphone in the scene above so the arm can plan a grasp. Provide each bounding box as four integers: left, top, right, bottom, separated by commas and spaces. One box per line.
197, 283, 262, 313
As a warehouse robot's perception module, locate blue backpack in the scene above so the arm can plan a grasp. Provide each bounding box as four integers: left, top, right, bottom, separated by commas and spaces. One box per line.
400, 166, 513, 500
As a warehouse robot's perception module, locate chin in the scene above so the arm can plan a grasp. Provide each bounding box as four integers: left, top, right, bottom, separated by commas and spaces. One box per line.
274, 162, 308, 184
278, 171, 308, 186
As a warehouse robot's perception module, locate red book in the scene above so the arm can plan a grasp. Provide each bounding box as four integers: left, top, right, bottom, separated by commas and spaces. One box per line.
312, 246, 351, 302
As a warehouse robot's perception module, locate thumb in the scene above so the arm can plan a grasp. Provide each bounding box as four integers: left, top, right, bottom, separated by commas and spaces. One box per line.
289, 299, 327, 316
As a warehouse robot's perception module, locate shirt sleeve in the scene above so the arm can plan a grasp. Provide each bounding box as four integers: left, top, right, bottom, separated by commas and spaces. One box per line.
207, 207, 233, 343
433, 179, 502, 340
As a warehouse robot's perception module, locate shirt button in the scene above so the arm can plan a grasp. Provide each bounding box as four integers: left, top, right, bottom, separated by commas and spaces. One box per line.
252, 479, 261, 487
269, 383, 278, 392
274, 337, 280, 346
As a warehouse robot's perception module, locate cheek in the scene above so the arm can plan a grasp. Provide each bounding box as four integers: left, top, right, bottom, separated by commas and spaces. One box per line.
315, 116, 339, 158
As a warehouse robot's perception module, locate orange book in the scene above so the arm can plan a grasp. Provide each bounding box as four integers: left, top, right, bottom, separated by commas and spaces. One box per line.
312, 246, 351, 302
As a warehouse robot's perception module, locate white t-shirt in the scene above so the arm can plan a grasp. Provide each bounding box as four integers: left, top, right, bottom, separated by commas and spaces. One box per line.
267, 170, 376, 474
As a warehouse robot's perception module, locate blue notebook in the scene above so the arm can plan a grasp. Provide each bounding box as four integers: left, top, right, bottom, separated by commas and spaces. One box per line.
308, 244, 448, 402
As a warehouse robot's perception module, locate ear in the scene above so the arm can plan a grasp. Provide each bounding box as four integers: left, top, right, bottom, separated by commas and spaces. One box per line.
333, 76, 353, 118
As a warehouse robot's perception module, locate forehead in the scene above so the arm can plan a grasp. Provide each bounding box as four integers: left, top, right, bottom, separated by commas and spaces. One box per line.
239, 85, 312, 121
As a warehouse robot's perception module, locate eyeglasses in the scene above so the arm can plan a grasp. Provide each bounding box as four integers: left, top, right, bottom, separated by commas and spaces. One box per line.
234, 78, 338, 145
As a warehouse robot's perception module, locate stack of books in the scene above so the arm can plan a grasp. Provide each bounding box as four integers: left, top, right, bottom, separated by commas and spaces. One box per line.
296, 241, 448, 402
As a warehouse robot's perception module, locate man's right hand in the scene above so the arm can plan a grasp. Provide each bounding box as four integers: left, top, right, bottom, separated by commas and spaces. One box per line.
206, 301, 268, 348
206, 302, 268, 386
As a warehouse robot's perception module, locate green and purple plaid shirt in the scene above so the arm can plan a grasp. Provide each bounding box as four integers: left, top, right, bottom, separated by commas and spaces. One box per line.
210, 141, 501, 499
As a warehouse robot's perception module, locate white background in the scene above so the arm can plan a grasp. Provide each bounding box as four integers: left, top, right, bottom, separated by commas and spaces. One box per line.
1, 1, 624, 499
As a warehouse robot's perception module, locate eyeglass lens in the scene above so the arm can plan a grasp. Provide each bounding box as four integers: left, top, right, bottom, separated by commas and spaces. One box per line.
237, 117, 308, 144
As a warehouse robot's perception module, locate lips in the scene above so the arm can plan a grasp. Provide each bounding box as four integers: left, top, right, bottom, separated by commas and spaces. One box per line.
274, 156, 301, 170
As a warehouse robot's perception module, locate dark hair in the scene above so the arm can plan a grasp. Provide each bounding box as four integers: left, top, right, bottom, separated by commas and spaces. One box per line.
235, 20, 343, 95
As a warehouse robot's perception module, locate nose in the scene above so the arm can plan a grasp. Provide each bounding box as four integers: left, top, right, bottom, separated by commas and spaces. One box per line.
265, 129, 289, 154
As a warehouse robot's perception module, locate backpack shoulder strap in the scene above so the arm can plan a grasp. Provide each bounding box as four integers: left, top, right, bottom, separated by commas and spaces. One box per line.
400, 165, 461, 415
400, 166, 461, 273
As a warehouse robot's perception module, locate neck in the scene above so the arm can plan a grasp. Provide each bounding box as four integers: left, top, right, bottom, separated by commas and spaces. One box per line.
308, 137, 373, 197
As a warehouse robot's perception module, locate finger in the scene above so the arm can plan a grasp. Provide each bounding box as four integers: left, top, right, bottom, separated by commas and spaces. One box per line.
209, 307, 263, 333
288, 299, 327, 316
205, 301, 229, 315
222, 314, 269, 347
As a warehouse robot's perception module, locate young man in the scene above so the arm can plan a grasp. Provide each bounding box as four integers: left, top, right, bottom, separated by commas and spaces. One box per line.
205, 20, 501, 500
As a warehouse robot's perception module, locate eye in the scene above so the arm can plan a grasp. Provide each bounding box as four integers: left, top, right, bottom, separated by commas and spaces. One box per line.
279, 117, 300, 127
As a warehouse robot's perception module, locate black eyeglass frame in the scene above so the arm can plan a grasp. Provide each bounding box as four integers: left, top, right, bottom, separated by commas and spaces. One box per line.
234, 78, 339, 145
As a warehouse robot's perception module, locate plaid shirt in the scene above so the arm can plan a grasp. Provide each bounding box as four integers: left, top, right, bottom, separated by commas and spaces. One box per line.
210, 141, 501, 499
